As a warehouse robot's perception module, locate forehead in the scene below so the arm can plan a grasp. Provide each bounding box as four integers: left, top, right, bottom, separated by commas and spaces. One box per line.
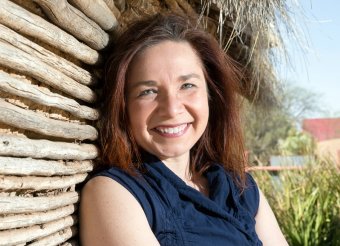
127, 41, 204, 81
136, 40, 199, 58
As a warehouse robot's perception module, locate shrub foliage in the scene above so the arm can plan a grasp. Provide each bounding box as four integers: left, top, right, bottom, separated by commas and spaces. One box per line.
252, 159, 340, 245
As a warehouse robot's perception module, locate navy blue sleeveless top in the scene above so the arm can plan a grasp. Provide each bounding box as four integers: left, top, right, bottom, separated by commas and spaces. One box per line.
95, 155, 262, 246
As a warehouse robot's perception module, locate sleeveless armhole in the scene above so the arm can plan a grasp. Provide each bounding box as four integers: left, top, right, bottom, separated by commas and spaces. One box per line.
242, 173, 260, 217
93, 167, 154, 226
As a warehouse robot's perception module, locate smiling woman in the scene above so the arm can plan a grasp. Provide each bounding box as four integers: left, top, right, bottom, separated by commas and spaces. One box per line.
80, 13, 288, 246
126, 41, 209, 162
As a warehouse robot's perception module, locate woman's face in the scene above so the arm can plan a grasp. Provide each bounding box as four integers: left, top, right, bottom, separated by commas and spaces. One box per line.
126, 41, 209, 160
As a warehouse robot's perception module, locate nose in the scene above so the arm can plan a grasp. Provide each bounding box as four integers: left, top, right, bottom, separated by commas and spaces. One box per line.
158, 91, 184, 117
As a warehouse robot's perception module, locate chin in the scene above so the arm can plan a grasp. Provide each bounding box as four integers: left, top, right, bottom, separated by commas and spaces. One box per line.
153, 149, 189, 160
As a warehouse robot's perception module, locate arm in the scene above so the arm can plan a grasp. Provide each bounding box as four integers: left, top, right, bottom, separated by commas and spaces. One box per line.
80, 176, 160, 246
255, 189, 288, 246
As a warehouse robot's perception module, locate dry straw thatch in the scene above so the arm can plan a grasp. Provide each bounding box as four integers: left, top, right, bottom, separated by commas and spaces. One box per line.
0, 0, 295, 244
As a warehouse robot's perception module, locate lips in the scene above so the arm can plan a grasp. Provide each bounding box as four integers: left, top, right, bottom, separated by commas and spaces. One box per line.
153, 123, 189, 136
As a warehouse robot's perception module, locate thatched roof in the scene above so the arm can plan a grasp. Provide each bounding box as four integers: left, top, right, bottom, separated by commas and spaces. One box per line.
203, 0, 293, 107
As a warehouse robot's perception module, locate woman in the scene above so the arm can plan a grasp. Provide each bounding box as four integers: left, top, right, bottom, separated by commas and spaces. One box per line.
80, 13, 288, 246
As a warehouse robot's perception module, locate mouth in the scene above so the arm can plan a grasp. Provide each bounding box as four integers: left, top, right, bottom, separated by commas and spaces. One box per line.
152, 123, 190, 137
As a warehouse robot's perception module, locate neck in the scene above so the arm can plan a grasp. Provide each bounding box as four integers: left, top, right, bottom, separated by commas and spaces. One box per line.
160, 152, 209, 197
161, 152, 191, 181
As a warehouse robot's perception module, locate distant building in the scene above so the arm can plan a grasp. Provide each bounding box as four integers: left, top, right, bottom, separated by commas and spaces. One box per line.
302, 118, 340, 167
303, 118, 340, 141
270, 155, 313, 167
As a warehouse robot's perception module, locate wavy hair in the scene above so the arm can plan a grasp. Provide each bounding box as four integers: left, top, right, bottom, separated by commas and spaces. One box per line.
100, 13, 246, 186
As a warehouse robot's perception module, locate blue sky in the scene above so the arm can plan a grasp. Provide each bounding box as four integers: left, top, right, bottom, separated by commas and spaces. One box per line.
279, 0, 340, 117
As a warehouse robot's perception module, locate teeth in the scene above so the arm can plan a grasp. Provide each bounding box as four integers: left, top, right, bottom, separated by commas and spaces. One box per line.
156, 124, 187, 134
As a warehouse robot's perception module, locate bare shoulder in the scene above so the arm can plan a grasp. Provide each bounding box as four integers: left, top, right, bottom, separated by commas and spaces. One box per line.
80, 176, 160, 246
255, 189, 288, 246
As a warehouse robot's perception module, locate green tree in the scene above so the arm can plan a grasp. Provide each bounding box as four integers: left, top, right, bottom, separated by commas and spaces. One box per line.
278, 83, 322, 123
243, 82, 322, 164
243, 102, 292, 164
278, 128, 316, 156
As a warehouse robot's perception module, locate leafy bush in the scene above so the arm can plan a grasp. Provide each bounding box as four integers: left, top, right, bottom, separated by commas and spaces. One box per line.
252, 159, 340, 246
278, 128, 316, 156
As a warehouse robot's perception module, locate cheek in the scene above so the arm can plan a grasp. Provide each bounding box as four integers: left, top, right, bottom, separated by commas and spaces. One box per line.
198, 95, 210, 130
128, 101, 150, 131
201, 99, 210, 125
193, 91, 209, 118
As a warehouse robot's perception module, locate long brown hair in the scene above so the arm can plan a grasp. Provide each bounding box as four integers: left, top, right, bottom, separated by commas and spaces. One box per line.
100, 13, 246, 186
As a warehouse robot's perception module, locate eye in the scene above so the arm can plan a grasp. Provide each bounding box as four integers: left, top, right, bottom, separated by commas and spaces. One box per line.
181, 83, 196, 89
138, 88, 157, 97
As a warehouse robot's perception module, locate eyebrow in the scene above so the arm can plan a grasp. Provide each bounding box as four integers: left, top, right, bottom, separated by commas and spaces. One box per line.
178, 73, 202, 81
129, 73, 202, 90
129, 80, 157, 90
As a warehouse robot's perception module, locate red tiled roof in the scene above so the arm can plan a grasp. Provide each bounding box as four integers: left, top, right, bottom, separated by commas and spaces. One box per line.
302, 118, 340, 141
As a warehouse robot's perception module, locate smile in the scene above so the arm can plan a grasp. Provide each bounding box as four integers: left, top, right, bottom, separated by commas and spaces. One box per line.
153, 123, 189, 137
